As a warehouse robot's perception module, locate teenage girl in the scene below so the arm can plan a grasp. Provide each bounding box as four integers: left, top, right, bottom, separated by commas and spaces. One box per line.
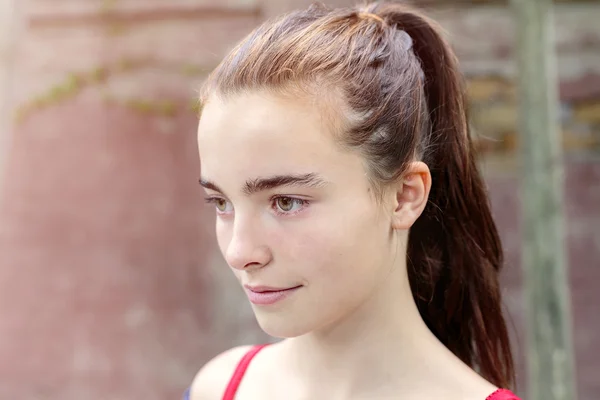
188, 2, 521, 399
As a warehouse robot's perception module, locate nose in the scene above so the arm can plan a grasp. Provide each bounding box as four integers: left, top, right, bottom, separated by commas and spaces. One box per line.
224, 219, 272, 271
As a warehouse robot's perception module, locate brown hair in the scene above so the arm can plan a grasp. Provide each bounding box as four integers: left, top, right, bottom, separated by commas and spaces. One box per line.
199, 1, 515, 389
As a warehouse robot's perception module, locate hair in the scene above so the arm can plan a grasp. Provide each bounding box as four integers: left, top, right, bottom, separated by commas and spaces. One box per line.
199, 1, 515, 390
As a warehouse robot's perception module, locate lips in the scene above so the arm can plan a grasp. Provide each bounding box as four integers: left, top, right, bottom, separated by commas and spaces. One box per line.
243, 284, 302, 305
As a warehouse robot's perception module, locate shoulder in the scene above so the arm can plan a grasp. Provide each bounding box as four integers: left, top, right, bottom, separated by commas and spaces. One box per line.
188, 345, 254, 400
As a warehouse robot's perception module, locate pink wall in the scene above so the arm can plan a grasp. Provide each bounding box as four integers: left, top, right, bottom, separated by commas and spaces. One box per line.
0, 1, 598, 399
1, 1, 267, 398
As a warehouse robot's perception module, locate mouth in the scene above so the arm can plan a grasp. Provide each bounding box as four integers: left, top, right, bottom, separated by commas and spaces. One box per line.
243, 284, 303, 305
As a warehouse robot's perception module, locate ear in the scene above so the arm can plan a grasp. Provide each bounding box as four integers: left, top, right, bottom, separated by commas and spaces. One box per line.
390, 161, 431, 230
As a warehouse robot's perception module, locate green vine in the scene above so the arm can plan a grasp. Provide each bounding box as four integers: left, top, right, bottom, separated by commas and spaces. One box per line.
14, 57, 210, 123
100, 0, 126, 37
101, 0, 118, 12
101, 95, 179, 117
13, 0, 212, 124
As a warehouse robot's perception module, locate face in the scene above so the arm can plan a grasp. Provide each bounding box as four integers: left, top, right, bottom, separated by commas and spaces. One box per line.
197, 90, 399, 338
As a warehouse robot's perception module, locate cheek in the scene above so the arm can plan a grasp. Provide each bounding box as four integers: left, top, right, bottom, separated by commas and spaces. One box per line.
285, 213, 391, 329
284, 211, 387, 283
286, 232, 338, 275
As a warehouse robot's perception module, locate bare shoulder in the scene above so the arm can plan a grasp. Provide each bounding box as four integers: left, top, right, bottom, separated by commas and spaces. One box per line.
188, 345, 254, 400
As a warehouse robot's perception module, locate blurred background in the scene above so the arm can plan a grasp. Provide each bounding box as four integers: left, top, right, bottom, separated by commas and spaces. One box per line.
0, 0, 598, 399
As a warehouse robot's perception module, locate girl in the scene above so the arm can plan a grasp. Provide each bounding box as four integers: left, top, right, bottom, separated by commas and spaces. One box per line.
188, 2, 520, 399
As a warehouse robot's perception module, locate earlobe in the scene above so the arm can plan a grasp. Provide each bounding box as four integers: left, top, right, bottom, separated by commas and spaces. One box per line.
391, 161, 431, 230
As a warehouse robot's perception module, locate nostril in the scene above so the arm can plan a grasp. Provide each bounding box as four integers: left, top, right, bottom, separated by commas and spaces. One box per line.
225, 238, 272, 271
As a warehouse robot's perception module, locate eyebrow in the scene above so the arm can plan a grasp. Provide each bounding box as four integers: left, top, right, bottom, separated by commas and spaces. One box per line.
199, 173, 328, 196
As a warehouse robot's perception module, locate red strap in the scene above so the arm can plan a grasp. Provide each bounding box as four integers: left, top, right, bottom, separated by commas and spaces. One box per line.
486, 389, 521, 400
222, 344, 269, 400
221, 350, 519, 400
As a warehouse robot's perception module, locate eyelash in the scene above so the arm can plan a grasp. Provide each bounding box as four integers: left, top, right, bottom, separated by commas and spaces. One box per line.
203, 195, 310, 217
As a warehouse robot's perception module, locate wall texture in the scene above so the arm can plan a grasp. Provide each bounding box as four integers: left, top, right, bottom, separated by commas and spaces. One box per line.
0, 1, 598, 399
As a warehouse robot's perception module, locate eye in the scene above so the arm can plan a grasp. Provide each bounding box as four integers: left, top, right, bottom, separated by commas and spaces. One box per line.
205, 196, 233, 214
274, 197, 306, 213
215, 198, 228, 212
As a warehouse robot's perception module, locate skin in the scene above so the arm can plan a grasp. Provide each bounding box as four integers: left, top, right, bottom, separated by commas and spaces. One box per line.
192, 90, 498, 400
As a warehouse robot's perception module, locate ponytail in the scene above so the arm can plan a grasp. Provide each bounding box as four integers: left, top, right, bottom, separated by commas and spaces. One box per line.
378, 3, 515, 389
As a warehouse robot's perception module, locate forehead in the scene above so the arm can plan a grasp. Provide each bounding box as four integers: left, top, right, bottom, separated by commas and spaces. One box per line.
197, 90, 359, 182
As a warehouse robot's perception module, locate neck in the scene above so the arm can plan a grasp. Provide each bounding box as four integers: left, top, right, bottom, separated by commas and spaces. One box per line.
282, 259, 447, 397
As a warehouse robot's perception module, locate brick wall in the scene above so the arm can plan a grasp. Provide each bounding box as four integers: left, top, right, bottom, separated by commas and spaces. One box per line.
0, 0, 19, 196
0, 1, 597, 399
431, 4, 600, 156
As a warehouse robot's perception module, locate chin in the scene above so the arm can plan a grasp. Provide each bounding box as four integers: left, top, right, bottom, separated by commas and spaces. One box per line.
252, 307, 315, 338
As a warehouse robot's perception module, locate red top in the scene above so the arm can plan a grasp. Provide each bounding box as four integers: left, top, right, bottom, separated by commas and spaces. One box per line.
222, 344, 270, 400
486, 389, 521, 400
221, 345, 521, 400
